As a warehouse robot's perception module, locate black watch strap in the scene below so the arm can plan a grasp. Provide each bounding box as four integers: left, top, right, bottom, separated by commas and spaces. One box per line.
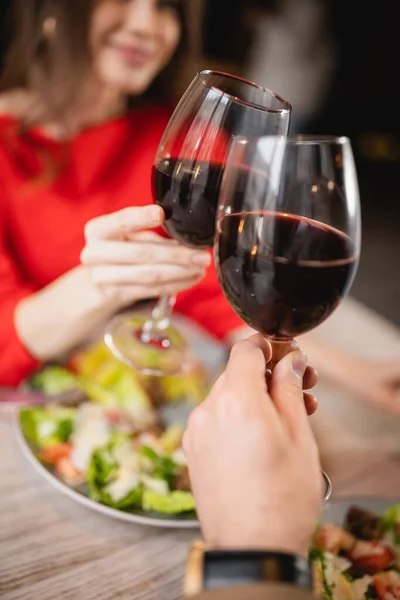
184, 543, 314, 597
203, 550, 313, 591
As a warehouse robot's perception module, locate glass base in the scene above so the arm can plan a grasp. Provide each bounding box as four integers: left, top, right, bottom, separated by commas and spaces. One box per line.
105, 310, 190, 376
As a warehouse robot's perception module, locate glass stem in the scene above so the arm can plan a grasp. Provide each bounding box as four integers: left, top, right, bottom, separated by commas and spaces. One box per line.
265, 338, 296, 374
146, 295, 176, 332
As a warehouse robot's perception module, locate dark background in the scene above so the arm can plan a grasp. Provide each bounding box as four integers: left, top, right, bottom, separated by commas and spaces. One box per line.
202, 0, 400, 325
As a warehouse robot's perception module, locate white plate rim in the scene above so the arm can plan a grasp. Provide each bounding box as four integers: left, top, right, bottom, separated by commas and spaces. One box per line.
13, 407, 200, 530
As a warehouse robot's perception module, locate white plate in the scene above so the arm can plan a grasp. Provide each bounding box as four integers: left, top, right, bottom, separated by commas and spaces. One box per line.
13, 409, 200, 529
11, 315, 230, 529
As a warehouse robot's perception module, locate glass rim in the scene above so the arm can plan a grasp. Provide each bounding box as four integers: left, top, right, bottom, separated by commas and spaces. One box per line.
233, 134, 351, 146
197, 69, 292, 114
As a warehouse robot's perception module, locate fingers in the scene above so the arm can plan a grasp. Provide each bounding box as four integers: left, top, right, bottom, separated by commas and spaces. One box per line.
230, 333, 273, 364
225, 334, 272, 388
100, 275, 205, 305
81, 239, 211, 268
84, 206, 165, 241
269, 351, 312, 439
90, 263, 206, 286
303, 392, 318, 416
219, 335, 278, 418
303, 366, 319, 391
276, 339, 318, 391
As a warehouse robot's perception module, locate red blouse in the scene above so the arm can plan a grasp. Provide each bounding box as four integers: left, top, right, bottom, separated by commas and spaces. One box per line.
0, 106, 243, 386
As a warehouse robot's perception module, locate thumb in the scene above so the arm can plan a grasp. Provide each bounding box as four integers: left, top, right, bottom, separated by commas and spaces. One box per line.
269, 351, 309, 438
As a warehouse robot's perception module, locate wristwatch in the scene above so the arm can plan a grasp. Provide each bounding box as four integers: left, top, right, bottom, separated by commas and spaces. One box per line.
184, 541, 314, 598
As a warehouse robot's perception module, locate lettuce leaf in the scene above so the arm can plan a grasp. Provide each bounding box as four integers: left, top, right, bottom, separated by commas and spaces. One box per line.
309, 548, 335, 600
381, 504, 400, 530
20, 407, 76, 447
86, 437, 142, 510
381, 504, 400, 544
87, 448, 116, 495
30, 366, 81, 395
78, 368, 156, 429
142, 490, 195, 514
139, 446, 179, 487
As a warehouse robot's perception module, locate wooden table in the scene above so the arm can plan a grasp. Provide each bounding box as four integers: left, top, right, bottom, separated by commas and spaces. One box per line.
1, 297, 400, 600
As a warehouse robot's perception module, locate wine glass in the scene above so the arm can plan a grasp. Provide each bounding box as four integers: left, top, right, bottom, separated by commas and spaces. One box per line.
215, 135, 361, 368
215, 135, 360, 503
106, 71, 291, 375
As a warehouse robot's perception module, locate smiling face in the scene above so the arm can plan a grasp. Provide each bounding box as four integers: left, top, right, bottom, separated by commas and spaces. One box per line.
90, 0, 182, 95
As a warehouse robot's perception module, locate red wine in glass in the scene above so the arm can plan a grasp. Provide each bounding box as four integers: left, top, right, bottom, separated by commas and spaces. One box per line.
217, 211, 358, 339
152, 159, 225, 249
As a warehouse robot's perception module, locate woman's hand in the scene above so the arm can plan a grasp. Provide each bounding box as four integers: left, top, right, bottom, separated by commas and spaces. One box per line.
336, 356, 400, 415
81, 205, 211, 309
183, 334, 322, 556
293, 335, 400, 416
16, 205, 211, 364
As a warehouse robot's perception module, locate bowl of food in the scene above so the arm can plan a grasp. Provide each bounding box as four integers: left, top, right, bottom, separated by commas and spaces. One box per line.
312, 498, 400, 599
14, 321, 227, 527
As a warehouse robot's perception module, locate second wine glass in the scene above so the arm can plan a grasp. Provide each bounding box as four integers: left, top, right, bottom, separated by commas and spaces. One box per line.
106, 70, 291, 375
215, 135, 361, 371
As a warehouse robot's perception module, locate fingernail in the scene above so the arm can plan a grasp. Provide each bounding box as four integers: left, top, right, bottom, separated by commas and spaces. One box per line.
192, 253, 211, 266
148, 206, 162, 225
291, 352, 307, 379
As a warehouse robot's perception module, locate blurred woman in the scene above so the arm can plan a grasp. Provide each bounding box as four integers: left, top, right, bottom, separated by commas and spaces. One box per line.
0, 0, 246, 386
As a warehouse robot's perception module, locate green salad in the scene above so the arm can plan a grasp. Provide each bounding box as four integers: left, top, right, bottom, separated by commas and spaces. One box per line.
21, 402, 195, 516
310, 504, 400, 599
20, 341, 207, 516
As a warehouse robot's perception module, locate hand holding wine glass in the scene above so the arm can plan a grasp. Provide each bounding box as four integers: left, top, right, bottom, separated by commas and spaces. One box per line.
215, 135, 361, 372
106, 71, 291, 375
81, 206, 211, 375
81, 205, 211, 308
183, 334, 323, 554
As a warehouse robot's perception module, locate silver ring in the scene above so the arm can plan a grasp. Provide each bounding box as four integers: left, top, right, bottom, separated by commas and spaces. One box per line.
322, 470, 333, 504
